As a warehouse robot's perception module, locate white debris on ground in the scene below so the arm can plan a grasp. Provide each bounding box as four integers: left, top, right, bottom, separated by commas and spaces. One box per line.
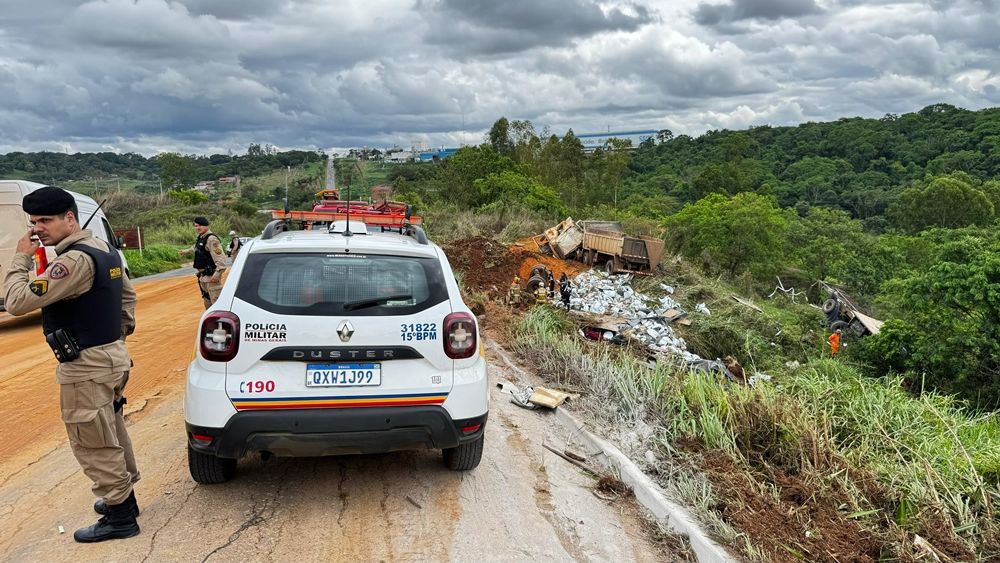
695, 302, 711, 316
563, 271, 701, 361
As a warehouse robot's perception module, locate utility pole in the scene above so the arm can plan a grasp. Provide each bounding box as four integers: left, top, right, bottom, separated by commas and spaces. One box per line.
158, 177, 163, 200
284, 165, 290, 212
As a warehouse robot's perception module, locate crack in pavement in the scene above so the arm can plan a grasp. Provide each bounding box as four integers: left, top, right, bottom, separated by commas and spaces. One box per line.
140, 483, 197, 563
336, 464, 348, 527
200, 462, 291, 563
0, 444, 62, 489
199, 497, 273, 563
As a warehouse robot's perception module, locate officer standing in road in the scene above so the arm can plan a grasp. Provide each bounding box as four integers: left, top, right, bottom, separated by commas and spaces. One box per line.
179, 217, 227, 308
2, 187, 141, 543
227, 230, 242, 260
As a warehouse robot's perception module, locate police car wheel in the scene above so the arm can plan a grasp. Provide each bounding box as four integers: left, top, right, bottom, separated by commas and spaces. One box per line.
443, 435, 484, 471
188, 445, 237, 484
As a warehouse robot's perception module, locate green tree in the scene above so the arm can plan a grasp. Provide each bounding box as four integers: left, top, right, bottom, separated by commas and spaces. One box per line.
862, 236, 1000, 405
157, 152, 196, 188
473, 170, 566, 215
788, 207, 865, 282
488, 117, 514, 156
666, 193, 789, 278
887, 175, 995, 233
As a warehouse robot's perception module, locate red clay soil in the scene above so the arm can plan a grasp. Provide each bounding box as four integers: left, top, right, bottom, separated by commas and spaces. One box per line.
441, 235, 590, 298
697, 449, 884, 563
441, 236, 522, 296
510, 235, 589, 282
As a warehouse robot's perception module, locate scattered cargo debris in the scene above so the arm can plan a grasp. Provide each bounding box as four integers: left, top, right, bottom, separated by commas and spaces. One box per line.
731, 295, 763, 313
529, 387, 573, 409
543, 443, 599, 476
543, 217, 585, 259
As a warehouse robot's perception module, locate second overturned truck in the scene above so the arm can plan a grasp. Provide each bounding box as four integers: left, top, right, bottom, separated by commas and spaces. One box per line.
540, 218, 665, 275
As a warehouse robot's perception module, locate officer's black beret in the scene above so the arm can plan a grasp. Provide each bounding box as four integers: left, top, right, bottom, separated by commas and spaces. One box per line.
194, 216, 210, 226
22, 186, 75, 216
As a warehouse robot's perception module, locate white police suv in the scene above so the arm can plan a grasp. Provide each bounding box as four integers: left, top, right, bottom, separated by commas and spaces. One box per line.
184, 219, 488, 483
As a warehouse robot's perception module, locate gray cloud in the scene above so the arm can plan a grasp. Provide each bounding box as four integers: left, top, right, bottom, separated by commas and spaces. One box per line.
0, 0, 998, 155
419, 0, 654, 55
694, 0, 821, 26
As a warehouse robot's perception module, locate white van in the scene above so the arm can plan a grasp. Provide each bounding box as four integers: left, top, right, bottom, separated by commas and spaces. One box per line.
1, 180, 129, 311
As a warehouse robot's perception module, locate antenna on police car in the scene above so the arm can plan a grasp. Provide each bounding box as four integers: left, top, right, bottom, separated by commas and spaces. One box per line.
343, 168, 352, 237
81, 199, 107, 230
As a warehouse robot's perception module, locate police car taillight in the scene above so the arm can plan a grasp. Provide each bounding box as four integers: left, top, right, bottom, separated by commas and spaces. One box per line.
200, 312, 240, 362
443, 312, 477, 359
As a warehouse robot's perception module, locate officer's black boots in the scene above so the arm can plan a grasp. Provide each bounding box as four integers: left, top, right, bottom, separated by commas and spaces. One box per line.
75, 494, 140, 543
94, 490, 140, 518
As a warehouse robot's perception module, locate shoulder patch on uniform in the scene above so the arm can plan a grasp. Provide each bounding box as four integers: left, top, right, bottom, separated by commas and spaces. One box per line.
49, 262, 70, 280
30, 280, 48, 296
109, 266, 122, 279
213, 246, 223, 255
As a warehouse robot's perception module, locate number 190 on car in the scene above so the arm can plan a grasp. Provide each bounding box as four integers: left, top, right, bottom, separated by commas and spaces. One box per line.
305, 363, 381, 387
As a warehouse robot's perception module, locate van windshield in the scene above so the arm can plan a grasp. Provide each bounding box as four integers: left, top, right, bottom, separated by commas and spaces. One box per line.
234, 253, 448, 316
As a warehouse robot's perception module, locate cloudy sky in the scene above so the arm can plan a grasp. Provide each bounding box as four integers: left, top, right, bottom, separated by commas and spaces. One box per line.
0, 0, 998, 155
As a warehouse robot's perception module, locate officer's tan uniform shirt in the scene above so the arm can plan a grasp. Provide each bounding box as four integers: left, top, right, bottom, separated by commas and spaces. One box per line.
3, 230, 137, 383
204, 233, 228, 276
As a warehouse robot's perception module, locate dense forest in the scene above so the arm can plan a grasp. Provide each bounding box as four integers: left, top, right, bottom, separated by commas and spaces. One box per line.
0, 144, 323, 193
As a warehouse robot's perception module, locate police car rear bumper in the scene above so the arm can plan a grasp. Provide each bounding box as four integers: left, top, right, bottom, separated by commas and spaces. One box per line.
186, 407, 488, 459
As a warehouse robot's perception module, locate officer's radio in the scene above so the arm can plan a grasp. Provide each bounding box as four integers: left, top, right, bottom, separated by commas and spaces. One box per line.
44, 328, 81, 363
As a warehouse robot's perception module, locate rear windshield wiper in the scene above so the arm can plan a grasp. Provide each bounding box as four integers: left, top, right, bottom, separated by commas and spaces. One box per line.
343, 294, 414, 311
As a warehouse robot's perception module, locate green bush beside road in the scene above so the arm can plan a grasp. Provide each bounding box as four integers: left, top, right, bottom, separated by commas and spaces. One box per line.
124, 245, 183, 278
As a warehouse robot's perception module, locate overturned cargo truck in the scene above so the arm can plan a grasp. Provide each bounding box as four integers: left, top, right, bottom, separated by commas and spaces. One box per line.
578, 222, 664, 275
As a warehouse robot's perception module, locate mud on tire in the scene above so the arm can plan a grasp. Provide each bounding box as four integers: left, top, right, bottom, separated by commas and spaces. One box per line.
188, 445, 237, 484
443, 435, 484, 471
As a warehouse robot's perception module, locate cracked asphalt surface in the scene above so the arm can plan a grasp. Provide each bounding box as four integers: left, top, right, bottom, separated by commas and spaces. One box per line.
0, 275, 665, 562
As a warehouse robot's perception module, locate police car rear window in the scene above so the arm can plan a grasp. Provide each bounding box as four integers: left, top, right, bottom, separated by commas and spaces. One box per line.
234, 253, 448, 316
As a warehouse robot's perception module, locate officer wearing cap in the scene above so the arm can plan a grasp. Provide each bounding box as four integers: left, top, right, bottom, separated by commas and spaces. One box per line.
178, 217, 227, 308
227, 230, 242, 260
2, 186, 141, 543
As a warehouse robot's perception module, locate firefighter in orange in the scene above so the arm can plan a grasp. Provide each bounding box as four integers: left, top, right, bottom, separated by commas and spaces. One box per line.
828, 328, 842, 358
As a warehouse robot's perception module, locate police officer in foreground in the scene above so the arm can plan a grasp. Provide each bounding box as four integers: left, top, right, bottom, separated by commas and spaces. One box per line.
179, 216, 227, 308
2, 187, 141, 543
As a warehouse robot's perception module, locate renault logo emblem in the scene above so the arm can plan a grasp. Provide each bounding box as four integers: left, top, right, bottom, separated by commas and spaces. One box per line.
337, 321, 355, 342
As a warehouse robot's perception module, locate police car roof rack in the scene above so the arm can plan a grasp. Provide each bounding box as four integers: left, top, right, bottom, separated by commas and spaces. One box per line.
402, 223, 428, 245
261, 219, 288, 240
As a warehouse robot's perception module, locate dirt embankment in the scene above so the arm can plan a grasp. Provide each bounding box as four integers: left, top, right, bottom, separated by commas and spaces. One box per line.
442, 235, 588, 298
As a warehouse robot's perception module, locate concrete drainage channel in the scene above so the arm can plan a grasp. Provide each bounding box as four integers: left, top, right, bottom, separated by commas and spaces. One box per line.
487, 339, 735, 563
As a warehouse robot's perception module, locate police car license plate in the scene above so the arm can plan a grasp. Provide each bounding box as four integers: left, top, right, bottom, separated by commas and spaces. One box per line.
305, 363, 381, 387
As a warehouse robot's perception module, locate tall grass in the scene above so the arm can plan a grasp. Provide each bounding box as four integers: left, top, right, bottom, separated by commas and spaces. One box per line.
510, 306, 1000, 558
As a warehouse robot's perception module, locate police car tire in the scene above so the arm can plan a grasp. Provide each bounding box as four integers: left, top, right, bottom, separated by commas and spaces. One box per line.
188, 445, 237, 484
443, 434, 484, 471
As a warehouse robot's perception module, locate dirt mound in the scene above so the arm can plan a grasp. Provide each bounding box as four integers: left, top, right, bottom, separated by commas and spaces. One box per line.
510, 236, 589, 282
442, 235, 590, 298
441, 236, 521, 294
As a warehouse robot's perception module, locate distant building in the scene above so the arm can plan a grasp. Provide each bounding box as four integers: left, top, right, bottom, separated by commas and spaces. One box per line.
418, 148, 459, 162
575, 130, 656, 153
194, 181, 215, 192
385, 149, 415, 163
218, 176, 239, 184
